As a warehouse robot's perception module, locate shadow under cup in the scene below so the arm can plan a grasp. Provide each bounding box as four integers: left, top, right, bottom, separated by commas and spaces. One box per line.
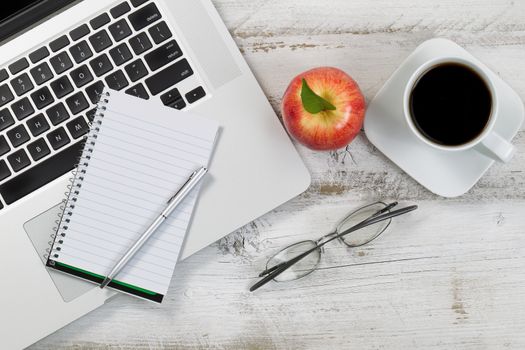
407, 61, 493, 148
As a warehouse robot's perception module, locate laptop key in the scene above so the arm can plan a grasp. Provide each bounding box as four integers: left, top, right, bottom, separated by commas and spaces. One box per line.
145, 59, 193, 95
27, 138, 51, 161
0, 109, 15, 131
0, 160, 10, 182
148, 21, 172, 44
29, 47, 50, 64
160, 87, 181, 105
144, 40, 182, 71
125, 83, 149, 100
124, 59, 148, 82
111, 2, 131, 18
50, 76, 74, 99
47, 127, 70, 150
11, 73, 34, 97
105, 70, 129, 91
129, 32, 152, 55
70, 65, 94, 88
0, 140, 84, 204
108, 19, 132, 42
89, 54, 113, 77
66, 116, 90, 139
8, 58, 29, 75
7, 124, 31, 148
109, 43, 132, 66
86, 81, 106, 104
30, 62, 54, 85
49, 35, 70, 52
89, 30, 113, 53
66, 91, 89, 115
7, 149, 31, 172
90, 12, 111, 30
46, 102, 70, 125
86, 107, 97, 122
27, 114, 50, 136
0, 136, 10, 157
69, 41, 93, 63
0, 69, 8, 83
70, 24, 90, 41
50, 52, 74, 75
30, 86, 55, 109
128, 3, 161, 31
12, 97, 35, 120
131, 0, 148, 7
169, 98, 186, 110
0, 84, 14, 107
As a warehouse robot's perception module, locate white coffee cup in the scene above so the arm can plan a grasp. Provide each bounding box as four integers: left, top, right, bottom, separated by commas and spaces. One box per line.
403, 57, 515, 163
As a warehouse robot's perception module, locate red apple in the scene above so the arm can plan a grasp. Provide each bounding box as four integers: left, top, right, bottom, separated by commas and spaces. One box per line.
281, 67, 366, 151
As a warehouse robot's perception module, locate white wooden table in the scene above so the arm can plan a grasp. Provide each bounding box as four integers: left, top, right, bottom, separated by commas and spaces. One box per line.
31, 0, 525, 348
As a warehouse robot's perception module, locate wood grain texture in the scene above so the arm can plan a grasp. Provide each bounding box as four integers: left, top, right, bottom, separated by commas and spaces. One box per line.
31, 0, 525, 349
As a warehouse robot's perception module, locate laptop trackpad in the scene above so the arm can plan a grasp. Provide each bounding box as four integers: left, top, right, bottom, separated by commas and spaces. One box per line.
24, 204, 94, 302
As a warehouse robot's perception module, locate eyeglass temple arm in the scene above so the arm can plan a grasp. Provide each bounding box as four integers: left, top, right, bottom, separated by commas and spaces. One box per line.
377, 202, 398, 215
334, 205, 418, 243
250, 205, 418, 292
258, 262, 283, 277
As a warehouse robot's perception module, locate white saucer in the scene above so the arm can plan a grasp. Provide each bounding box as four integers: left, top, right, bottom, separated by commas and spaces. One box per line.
364, 38, 524, 197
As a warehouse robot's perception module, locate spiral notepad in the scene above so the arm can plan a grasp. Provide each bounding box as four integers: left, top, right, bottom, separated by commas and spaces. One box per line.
46, 89, 219, 302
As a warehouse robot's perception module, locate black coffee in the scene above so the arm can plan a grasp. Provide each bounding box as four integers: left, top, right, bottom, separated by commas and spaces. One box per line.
409, 63, 492, 146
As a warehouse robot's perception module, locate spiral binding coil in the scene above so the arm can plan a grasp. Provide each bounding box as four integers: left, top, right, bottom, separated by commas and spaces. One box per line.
45, 91, 111, 264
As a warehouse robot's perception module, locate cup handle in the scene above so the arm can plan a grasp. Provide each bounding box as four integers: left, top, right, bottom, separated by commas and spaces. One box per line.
478, 131, 516, 163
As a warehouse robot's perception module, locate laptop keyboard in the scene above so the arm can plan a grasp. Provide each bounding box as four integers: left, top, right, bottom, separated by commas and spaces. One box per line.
0, 0, 207, 208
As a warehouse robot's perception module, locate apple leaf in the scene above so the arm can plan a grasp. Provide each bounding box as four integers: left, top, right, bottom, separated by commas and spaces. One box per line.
300, 78, 336, 114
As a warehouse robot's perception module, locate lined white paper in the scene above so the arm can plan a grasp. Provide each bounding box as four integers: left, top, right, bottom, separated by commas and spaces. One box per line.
53, 90, 218, 297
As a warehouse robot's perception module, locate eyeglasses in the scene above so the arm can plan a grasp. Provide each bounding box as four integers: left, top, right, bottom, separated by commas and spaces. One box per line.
250, 201, 418, 292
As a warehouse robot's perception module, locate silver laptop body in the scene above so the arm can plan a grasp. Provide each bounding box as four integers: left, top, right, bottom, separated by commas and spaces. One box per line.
0, 1, 310, 348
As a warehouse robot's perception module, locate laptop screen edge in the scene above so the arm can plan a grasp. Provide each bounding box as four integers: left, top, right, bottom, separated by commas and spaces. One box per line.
0, 0, 79, 44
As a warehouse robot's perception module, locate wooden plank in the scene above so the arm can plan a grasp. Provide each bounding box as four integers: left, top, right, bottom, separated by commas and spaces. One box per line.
30, 0, 525, 348
32, 201, 525, 349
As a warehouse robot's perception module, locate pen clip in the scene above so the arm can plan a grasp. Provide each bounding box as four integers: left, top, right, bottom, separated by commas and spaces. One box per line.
167, 170, 197, 204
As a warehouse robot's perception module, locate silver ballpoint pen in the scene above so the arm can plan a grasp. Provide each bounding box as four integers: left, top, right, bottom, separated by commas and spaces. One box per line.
100, 166, 208, 289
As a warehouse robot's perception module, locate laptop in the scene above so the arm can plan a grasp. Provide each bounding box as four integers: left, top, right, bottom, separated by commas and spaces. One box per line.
0, 1, 310, 348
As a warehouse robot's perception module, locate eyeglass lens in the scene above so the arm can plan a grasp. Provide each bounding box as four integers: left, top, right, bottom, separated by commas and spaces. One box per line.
265, 240, 321, 282
336, 202, 391, 247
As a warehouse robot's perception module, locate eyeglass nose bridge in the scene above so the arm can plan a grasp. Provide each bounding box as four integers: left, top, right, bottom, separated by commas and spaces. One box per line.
315, 231, 338, 246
